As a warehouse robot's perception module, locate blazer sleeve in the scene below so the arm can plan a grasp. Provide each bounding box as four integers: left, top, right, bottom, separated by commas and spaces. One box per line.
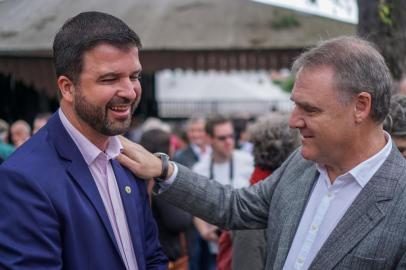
155, 149, 303, 230
0, 167, 62, 269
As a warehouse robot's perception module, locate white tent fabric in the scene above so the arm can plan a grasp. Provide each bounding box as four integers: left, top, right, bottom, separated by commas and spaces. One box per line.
155, 69, 293, 117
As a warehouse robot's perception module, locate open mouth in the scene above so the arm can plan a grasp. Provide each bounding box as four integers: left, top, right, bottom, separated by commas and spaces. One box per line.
108, 105, 131, 119
110, 105, 129, 112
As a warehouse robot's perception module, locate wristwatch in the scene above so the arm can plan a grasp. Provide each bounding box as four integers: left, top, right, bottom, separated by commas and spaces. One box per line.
153, 152, 170, 182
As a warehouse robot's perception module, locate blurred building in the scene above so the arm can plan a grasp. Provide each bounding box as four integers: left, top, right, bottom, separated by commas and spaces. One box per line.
0, 0, 355, 121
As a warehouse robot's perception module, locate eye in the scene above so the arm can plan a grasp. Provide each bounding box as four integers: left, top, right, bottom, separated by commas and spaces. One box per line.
101, 78, 116, 82
130, 73, 142, 81
99, 76, 118, 83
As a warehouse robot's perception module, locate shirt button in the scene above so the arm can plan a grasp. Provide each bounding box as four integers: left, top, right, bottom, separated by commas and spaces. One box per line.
327, 192, 333, 198
297, 257, 304, 264
311, 224, 317, 231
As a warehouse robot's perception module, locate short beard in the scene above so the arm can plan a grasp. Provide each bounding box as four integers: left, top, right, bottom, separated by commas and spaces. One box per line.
73, 89, 137, 136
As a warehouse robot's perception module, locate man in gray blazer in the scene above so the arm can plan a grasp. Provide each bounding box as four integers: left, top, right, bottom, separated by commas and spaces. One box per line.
119, 36, 406, 269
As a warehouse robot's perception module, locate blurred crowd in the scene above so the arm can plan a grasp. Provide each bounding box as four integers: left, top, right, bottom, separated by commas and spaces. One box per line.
1, 81, 406, 270
2, 88, 406, 270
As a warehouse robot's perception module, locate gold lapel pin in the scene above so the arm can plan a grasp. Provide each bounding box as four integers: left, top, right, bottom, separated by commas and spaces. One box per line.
125, 186, 132, 194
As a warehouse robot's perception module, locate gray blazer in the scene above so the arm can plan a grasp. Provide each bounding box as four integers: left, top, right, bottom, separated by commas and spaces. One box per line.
157, 144, 406, 269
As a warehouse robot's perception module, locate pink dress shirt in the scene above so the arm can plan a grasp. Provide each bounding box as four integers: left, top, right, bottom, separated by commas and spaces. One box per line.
59, 109, 138, 270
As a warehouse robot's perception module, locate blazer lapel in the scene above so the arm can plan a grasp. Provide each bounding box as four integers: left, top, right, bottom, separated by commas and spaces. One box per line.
47, 113, 122, 260
111, 160, 144, 270
272, 165, 319, 269
310, 145, 402, 269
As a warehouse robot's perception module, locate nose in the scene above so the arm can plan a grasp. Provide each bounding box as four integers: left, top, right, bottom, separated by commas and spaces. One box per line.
289, 107, 305, 129
118, 78, 139, 101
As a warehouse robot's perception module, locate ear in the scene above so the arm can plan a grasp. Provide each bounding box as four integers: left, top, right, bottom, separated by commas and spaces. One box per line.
57, 76, 75, 103
354, 92, 372, 124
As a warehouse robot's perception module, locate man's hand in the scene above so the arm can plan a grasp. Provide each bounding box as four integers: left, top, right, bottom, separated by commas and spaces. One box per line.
117, 136, 174, 180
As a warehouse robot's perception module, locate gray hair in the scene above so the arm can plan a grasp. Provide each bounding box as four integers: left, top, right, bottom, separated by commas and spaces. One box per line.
383, 95, 406, 137
249, 114, 300, 171
292, 36, 392, 123
186, 117, 206, 129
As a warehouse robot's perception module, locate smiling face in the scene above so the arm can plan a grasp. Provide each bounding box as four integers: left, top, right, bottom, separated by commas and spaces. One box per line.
59, 43, 142, 147
289, 66, 356, 166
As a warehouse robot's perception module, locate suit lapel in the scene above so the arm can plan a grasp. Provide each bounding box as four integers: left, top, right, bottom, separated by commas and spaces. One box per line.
111, 160, 144, 270
47, 113, 123, 261
272, 165, 319, 269
310, 145, 402, 269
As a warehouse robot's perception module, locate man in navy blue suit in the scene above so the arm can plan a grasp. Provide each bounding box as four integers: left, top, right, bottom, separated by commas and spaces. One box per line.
0, 11, 167, 270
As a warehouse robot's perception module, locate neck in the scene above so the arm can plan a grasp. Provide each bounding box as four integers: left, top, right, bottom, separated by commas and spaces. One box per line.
212, 151, 231, 163
325, 127, 386, 183
60, 102, 109, 151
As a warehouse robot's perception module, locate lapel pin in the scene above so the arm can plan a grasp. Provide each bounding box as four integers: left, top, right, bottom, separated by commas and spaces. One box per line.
125, 186, 132, 194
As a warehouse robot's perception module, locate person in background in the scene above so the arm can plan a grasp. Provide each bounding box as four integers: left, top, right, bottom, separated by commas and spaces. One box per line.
32, 112, 51, 134
192, 115, 253, 270
384, 94, 406, 158
231, 113, 299, 270
10, 119, 31, 147
0, 119, 15, 162
140, 128, 193, 270
173, 117, 211, 169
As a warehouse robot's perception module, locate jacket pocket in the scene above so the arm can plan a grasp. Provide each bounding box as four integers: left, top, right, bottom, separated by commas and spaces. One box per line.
336, 254, 386, 270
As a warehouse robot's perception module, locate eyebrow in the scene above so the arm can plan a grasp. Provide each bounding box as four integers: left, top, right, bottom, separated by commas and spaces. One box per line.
97, 69, 142, 80
290, 97, 322, 112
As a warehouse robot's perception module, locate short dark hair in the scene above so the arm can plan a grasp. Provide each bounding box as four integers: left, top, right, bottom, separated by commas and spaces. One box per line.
292, 36, 392, 123
53, 11, 142, 85
139, 129, 171, 154
205, 115, 232, 137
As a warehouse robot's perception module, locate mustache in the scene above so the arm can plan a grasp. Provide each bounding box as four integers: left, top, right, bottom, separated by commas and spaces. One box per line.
107, 97, 133, 107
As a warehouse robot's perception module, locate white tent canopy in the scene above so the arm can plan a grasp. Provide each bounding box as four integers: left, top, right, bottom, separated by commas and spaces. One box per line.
156, 69, 292, 117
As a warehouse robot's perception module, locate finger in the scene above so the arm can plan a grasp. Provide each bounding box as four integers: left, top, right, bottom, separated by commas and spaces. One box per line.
117, 153, 139, 174
119, 136, 133, 154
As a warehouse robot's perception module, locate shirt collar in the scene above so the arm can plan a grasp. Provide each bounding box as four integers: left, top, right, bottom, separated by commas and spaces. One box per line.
316, 131, 392, 188
58, 108, 123, 165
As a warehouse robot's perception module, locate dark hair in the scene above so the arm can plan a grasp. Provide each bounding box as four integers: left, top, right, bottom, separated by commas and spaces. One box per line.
205, 115, 232, 137
53, 11, 142, 85
292, 36, 392, 123
383, 95, 406, 138
139, 129, 171, 155
249, 114, 299, 171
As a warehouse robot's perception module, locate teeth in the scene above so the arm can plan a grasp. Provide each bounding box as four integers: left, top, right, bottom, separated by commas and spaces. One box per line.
110, 105, 128, 112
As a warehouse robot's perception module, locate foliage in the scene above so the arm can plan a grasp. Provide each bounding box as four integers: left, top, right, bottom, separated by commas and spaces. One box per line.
273, 75, 295, 93
378, 3, 393, 25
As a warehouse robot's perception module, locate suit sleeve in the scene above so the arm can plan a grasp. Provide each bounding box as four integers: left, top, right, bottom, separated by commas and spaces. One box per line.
0, 167, 62, 269
155, 149, 302, 230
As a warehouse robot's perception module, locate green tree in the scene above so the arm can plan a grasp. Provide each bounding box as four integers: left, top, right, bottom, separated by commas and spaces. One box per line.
357, 0, 406, 80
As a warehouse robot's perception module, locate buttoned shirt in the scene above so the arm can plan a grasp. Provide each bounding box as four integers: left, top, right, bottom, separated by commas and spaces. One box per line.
283, 133, 392, 270
59, 109, 138, 270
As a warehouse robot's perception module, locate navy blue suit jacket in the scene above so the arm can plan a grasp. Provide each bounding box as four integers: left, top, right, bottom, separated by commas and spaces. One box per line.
0, 113, 167, 269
